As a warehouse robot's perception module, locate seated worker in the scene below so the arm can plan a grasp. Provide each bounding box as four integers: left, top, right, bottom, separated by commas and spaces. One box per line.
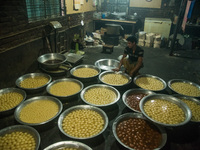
113, 35, 144, 77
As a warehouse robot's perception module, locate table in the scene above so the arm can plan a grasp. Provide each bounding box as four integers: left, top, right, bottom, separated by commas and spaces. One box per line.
93, 19, 137, 35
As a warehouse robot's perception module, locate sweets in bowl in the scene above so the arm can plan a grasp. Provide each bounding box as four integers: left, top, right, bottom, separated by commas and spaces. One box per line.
14, 96, 62, 126
174, 95, 200, 122
99, 71, 132, 87
44, 141, 92, 150
80, 84, 120, 107
140, 94, 192, 126
122, 88, 155, 113
0, 125, 40, 150
0, 88, 26, 116
16, 73, 52, 93
58, 105, 108, 139
46, 78, 84, 102
168, 79, 200, 98
112, 113, 167, 150
70, 65, 101, 82
134, 74, 166, 92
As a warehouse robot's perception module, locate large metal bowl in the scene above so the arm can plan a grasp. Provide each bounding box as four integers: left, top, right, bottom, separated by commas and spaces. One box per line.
99, 71, 132, 87
112, 113, 167, 150
122, 88, 155, 113
0, 125, 40, 150
173, 94, 200, 123
58, 105, 108, 140
0, 88, 26, 116
95, 59, 120, 71
46, 78, 84, 102
168, 79, 200, 98
37, 53, 67, 70
70, 64, 101, 82
44, 141, 92, 150
14, 96, 63, 127
80, 84, 120, 107
140, 94, 192, 127
134, 74, 167, 92
15, 73, 52, 93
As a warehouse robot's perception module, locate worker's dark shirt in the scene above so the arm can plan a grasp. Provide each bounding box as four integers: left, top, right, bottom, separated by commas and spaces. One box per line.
124, 46, 144, 63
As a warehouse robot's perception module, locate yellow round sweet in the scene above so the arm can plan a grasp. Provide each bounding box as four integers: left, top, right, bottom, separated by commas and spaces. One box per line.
136, 77, 164, 91
102, 73, 129, 85
84, 87, 116, 105
73, 68, 98, 77
0, 92, 23, 111
20, 76, 49, 88
20, 100, 59, 123
144, 99, 185, 124
171, 82, 200, 97
62, 109, 104, 138
180, 98, 200, 121
0, 131, 36, 150
50, 81, 81, 96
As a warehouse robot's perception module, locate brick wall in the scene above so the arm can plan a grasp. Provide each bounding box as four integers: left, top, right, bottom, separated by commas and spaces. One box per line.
0, 0, 94, 48
0, 0, 94, 88
0, 0, 182, 88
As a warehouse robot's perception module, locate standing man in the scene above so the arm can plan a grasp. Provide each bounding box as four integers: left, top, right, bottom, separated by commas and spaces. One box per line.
113, 35, 144, 77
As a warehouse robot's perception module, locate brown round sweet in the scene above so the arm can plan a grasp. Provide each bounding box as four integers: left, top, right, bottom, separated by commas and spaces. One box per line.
116, 118, 162, 150
126, 92, 148, 112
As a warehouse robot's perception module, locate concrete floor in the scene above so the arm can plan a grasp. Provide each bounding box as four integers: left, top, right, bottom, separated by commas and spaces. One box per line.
78, 44, 200, 150
82, 45, 200, 85
1, 43, 200, 150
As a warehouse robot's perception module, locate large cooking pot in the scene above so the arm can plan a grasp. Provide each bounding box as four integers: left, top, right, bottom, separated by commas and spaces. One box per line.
106, 24, 123, 35
37, 53, 67, 70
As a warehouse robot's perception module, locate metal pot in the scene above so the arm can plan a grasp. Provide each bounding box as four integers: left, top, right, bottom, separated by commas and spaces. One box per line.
106, 24, 122, 35
37, 53, 67, 70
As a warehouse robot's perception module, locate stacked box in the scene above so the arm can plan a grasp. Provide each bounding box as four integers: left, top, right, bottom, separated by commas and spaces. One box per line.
138, 31, 146, 47
145, 33, 155, 47
145, 40, 153, 47
138, 39, 145, 46
139, 31, 146, 40
153, 34, 161, 48
146, 33, 155, 42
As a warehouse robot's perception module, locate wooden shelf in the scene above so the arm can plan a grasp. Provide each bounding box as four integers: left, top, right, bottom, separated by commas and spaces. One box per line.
93, 19, 136, 24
